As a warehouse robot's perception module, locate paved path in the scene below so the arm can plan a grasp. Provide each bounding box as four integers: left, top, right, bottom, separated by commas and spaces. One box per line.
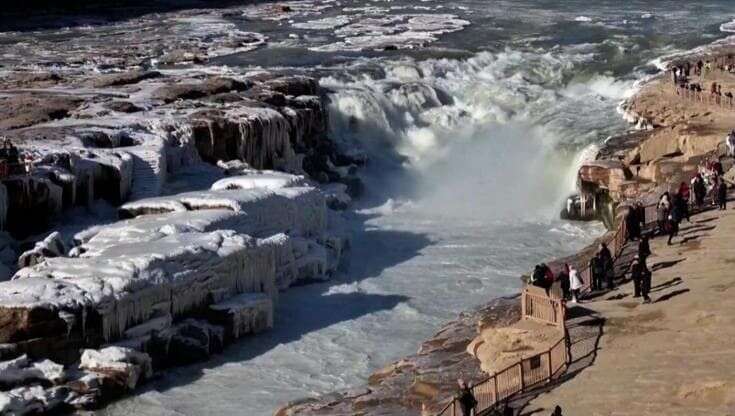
520, 205, 735, 415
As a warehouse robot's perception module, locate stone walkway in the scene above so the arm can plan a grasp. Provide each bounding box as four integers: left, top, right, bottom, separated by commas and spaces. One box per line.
517, 204, 735, 415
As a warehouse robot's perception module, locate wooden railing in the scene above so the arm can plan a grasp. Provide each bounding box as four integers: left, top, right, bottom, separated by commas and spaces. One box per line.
677, 88, 735, 111
437, 335, 567, 416
521, 285, 565, 328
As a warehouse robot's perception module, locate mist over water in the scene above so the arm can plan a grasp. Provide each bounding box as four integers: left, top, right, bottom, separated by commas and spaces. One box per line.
65, 1, 735, 415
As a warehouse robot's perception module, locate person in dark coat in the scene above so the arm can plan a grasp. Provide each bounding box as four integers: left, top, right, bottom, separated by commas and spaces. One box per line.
668, 199, 683, 245
559, 264, 570, 300
638, 234, 651, 264
550, 406, 563, 416
693, 174, 707, 209
589, 254, 604, 291
605, 252, 615, 290
626, 206, 641, 241
629, 255, 650, 301
718, 180, 728, 210
456, 379, 477, 416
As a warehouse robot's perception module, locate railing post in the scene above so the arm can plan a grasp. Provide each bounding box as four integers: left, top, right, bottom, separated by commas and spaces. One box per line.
493, 375, 499, 404
521, 289, 527, 320
451, 400, 455, 416
519, 362, 525, 392
547, 350, 553, 381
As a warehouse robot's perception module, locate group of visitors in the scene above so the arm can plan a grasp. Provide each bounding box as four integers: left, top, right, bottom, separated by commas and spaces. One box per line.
671, 57, 735, 105
588, 243, 614, 292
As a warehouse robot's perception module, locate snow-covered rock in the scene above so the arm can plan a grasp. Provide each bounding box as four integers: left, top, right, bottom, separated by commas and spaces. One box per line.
0, 355, 65, 388
80, 346, 152, 390
210, 171, 306, 191
3, 230, 278, 350
17, 231, 67, 269
119, 186, 327, 238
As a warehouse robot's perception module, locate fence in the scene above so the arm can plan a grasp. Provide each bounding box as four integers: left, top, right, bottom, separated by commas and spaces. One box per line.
437, 336, 567, 416
436, 272, 569, 415
677, 88, 735, 111
521, 284, 565, 328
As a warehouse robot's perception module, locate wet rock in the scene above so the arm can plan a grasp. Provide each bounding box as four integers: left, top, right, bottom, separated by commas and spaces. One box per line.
264, 76, 318, 97
90, 70, 161, 88
105, 101, 144, 113
0, 94, 81, 130
163, 320, 224, 365
152, 77, 254, 103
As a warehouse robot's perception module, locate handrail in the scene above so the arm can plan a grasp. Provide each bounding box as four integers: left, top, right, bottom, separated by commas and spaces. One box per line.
436, 334, 567, 416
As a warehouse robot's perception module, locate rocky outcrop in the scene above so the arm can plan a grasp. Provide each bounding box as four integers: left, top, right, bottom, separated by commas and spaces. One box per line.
0, 94, 81, 130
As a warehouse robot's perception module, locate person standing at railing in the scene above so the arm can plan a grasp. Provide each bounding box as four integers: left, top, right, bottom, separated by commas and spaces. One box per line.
589, 253, 604, 292
626, 206, 641, 242
456, 379, 477, 416
569, 264, 582, 304
559, 264, 570, 300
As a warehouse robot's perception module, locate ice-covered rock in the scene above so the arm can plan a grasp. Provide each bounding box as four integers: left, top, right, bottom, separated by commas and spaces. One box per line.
3, 230, 278, 358
209, 293, 273, 340
17, 232, 67, 269
211, 172, 306, 191
0, 355, 65, 387
80, 347, 152, 390
119, 186, 327, 238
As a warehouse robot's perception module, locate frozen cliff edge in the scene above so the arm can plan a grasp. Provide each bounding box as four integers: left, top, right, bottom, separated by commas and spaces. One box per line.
0, 70, 358, 413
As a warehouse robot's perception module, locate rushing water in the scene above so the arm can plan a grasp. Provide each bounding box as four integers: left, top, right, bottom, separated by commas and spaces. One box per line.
11, 1, 731, 415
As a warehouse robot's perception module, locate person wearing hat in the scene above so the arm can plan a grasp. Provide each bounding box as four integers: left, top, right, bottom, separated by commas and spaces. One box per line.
456, 379, 477, 416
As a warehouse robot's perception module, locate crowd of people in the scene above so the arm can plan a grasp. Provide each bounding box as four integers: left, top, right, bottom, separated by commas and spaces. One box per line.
671, 57, 735, 105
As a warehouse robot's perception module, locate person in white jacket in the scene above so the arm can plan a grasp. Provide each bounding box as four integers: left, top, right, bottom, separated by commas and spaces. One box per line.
726, 130, 735, 157
568, 263, 583, 303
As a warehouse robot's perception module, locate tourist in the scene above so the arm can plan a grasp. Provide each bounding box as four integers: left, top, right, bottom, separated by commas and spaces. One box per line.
569, 264, 583, 303
667, 204, 681, 246
626, 205, 641, 241
697, 59, 704, 76
605, 251, 615, 290
711, 82, 718, 96
638, 233, 651, 264
726, 130, 735, 157
531, 264, 546, 288
629, 255, 651, 302
589, 253, 604, 291
718, 180, 728, 210
693, 173, 707, 208
657, 192, 671, 235
674, 191, 689, 223
550, 405, 563, 416
456, 379, 477, 416
559, 264, 571, 300
640, 256, 652, 304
